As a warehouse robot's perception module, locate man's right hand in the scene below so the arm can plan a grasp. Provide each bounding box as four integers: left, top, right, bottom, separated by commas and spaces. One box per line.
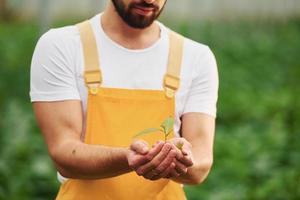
127, 140, 187, 181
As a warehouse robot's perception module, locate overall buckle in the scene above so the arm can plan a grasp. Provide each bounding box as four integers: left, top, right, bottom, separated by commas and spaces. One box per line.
84, 70, 102, 95
163, 74, 180, 98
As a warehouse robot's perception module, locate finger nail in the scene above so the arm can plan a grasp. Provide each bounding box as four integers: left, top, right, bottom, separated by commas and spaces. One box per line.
142, 147, 148, 153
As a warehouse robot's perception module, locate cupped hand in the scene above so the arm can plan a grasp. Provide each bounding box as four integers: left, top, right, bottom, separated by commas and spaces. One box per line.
165, 137, 194, 178
127, 140, 177, 180
127, 138, 194, 181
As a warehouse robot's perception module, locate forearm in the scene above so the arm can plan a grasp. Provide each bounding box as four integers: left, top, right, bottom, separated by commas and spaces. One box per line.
171, 145, 213, 185
171, 159, 212, 185
51, 140, 132, 179
174, 113, 215, 185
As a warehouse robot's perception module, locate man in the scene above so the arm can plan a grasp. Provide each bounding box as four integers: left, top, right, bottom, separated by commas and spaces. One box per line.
30, 0, 218, 199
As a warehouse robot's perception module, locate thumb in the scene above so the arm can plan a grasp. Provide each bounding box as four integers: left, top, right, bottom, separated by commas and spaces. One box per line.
130, 140, 149, 155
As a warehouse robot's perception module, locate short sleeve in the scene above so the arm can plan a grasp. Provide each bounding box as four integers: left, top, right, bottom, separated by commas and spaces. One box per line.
30, 28, 80, 102
182, 47, 219, 117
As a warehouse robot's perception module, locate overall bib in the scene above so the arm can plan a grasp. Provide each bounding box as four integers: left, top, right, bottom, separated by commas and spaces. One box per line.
56, 20, 186, 200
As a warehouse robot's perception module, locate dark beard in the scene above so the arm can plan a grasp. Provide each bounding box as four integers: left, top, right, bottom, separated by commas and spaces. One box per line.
111, 0, 167, 29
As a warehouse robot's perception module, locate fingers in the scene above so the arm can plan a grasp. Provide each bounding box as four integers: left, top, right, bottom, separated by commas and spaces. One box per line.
181, 144, 192, 157
181, 149, 188, 156
145, 141, 164, 161
132, 139, 194, 181
164, 159, 187, 179
143, 149, 177, 180
167, 138, 194, 167
136, 143, 172, 176
178, 155, 194, 167
177, 145, 194, 167
153, 162, 176, 180
155, 149, 177, 175
169, 168, 180, 178
130, 140, 150, 155
127, 151, 149, 170
173, 159, 188, 174
170, 142, 185, 160
128, 141, 165, 172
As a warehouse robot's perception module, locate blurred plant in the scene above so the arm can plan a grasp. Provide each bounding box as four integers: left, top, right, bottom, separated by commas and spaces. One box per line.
133, 116, 174, 142
133, 116, 184, 150
1, 18, 300, 200
0, 0, 14, 21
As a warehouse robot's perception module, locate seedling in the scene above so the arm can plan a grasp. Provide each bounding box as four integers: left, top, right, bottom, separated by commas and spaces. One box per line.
133, 116, 184, 150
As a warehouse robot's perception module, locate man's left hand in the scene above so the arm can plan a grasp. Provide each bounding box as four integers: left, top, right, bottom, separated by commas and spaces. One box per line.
165, 137, 194, 178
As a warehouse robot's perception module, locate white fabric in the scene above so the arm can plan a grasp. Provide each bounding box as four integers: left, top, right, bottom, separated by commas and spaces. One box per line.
30, 13, 218, 137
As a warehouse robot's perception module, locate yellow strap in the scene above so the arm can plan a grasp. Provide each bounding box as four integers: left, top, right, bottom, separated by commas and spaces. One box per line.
77, 20, 184, 97
77, 20, 102, 94
164, 31, 184, 98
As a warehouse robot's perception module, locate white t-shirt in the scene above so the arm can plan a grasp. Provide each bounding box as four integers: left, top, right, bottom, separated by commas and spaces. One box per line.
30, 13, 219, 138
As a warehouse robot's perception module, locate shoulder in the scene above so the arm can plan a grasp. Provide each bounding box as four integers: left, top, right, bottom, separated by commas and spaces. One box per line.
159, 22, 215, 63
30, 24, 82, 102
184, 37, 212, 57
32, 24, 82, 71
35, 25, 80, 54
180, 34, 215, 67
40, 24, 79, 41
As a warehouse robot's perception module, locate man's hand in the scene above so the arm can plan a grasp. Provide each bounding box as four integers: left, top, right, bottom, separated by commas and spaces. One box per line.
127, 139, 194, 181
128, 113, 215, 185
127, 140, 178, 180
166, 138, 194, 178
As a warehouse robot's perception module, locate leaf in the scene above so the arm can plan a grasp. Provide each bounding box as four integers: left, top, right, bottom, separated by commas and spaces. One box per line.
176, 142, 184, 150
166, 131, 172, 137
160, 125, 166, 134
160, 117, 174, 136
133, 127, 162, 138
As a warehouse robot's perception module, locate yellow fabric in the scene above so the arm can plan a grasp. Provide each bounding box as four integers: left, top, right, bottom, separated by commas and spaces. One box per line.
56, 21, 186, 200
77, 21, 102, 85
166, 31, 184, 80
164, 31, 184, 98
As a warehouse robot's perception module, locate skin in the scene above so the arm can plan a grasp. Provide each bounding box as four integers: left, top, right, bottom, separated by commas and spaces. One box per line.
111, 0, 167, 28
33, 0, 215, 185
101, 0, 166, 49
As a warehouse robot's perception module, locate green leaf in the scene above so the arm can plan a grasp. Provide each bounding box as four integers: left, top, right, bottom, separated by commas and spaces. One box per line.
176, 142, 184, 150
166, 131, 172, 137
160, 125, 166, 134
160, 117, 174, 136
133, 127, 161, 138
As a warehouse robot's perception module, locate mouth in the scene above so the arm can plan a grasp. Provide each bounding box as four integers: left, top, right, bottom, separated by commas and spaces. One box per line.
133, 5, 156, 16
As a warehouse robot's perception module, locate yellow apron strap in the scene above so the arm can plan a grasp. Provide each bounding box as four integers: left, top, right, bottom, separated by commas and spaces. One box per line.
77, 20, 102, 95
164, 31, 184, 98
77, 21, 184, 97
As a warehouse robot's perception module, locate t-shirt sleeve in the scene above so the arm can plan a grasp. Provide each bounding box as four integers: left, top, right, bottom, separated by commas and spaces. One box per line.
30, 29, 81, 102
182, 47, 219, 117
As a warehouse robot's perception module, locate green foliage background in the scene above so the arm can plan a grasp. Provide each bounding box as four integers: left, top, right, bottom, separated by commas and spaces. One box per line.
0, 18, 299, 200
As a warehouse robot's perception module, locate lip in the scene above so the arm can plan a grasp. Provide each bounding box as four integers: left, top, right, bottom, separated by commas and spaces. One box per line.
133, 5, 155, 15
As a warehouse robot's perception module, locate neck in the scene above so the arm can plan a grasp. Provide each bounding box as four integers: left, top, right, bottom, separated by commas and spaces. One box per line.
101, 2, 161, 49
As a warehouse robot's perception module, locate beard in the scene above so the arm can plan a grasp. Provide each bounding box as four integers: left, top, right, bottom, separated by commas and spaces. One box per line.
111, 0, 167, 29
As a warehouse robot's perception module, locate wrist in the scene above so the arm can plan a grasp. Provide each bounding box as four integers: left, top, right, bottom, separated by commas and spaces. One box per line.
124, 147, 133, 171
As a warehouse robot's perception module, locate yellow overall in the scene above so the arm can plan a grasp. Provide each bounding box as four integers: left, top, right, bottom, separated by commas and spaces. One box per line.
56, 20, 186, 200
